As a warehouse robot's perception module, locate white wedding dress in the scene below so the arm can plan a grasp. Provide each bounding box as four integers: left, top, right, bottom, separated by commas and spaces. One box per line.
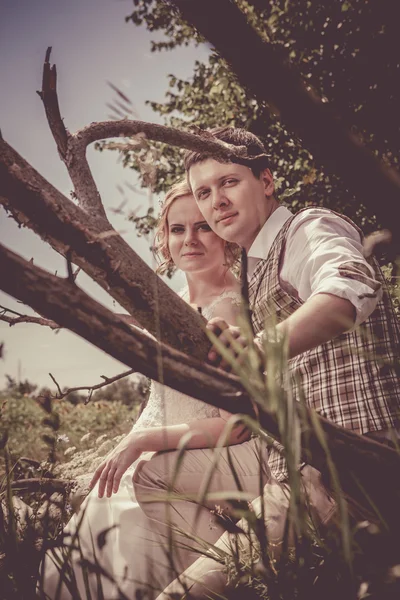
40, 291, 241, 600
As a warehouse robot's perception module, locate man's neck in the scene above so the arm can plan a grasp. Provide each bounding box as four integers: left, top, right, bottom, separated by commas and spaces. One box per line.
243, 198, 280, 253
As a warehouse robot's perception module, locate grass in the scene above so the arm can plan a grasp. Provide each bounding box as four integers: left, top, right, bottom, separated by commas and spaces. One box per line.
1, 289, 400, 599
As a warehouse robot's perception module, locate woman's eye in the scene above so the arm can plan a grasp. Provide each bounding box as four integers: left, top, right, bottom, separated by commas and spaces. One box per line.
170, 227, 184, 234
198, 224, 211, 232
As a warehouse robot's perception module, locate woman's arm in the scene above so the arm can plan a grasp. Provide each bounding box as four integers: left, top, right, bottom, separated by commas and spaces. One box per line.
91, 415, 250, 498
90, 295, 248, 499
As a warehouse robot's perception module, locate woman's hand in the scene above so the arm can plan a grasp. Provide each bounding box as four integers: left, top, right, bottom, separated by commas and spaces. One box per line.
90, 432, 143, 498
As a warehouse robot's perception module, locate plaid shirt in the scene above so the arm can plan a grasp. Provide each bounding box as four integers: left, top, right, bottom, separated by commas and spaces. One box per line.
249, 208, 400, 481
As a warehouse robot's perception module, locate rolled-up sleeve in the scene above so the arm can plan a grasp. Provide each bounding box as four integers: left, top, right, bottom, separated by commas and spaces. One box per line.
281, 209, 382, 327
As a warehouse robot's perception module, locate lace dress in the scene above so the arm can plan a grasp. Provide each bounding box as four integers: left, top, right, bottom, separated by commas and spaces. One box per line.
41, 290, 241, 600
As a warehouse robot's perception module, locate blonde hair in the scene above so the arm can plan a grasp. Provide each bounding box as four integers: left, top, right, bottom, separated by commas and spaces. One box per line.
153, 180, 239, 275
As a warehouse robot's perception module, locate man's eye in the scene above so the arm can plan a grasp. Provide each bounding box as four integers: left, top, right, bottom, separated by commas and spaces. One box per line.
223, 178, 237, 186
197, 189, 209, 200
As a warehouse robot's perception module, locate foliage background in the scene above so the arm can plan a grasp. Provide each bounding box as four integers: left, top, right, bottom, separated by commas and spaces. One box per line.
122, 0, 399, 237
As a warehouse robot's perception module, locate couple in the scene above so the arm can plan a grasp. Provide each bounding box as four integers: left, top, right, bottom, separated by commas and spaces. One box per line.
41, 126, 400, 599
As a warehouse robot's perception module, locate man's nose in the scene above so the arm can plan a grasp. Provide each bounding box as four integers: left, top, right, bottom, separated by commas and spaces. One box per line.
212, 189, 230, 209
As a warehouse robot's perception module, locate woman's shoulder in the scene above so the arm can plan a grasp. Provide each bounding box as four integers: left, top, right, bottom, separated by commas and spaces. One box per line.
202, 289, 242, 322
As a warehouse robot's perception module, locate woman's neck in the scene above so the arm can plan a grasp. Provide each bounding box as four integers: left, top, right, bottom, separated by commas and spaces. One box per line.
185, 267, 238, 306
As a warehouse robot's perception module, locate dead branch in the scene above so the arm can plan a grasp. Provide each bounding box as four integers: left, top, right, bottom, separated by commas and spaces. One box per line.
46, 368, 135, 403
36, 47, 68, 157
0, 139, 210, 359
0, 305, 60, 330
1, 241, 400, 530
36, 48, 271, 220
73, 119, 255, 162
37, 47, 107, 220
10, 478, 72, 494
0, 241, 248, 412
171, 0, 400, 248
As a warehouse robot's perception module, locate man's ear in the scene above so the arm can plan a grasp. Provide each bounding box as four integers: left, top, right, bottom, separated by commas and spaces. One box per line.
260, 168, 275, 197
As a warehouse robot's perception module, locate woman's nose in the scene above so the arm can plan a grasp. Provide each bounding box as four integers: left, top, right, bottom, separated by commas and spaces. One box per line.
184, 230, 198, 245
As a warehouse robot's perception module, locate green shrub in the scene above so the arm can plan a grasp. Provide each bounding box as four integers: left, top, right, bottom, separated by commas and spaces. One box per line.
0, 390, 137, 473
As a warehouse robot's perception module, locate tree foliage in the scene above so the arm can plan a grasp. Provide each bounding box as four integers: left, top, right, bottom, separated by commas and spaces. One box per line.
124, 0, 399, 233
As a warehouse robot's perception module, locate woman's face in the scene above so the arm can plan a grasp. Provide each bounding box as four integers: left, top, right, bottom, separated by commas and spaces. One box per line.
167, 195, 226, 274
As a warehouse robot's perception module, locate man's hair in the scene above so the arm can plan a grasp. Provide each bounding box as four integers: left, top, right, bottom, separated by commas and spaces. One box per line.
184, 126, 271, 177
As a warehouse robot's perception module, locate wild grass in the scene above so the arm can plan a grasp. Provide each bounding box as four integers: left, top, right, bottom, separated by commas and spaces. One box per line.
1, 283, 400, 599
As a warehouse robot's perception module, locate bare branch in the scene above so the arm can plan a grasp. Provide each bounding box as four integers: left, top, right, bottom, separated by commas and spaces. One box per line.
65, 250, 75, 284
0, 138, 210, 359
11, 478, 72, 494
36, 46, 68, 156
72, 119, 264, 165
46, 368, 134, 403
0, 304, 60, 330
36, 50, 266, 221
1, 241, 400, 528
0, 241, 247, 413
48, 373, 63, 397
36, 48, 107, 220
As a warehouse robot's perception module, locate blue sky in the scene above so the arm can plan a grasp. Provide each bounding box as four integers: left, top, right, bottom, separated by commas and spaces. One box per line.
0, 0, 209, 389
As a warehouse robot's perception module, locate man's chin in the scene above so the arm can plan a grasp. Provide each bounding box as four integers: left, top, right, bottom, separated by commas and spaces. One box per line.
216, 223, 242, 244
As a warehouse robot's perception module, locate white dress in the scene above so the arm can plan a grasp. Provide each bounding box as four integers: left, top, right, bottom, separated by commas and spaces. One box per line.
40, 291, 241, 600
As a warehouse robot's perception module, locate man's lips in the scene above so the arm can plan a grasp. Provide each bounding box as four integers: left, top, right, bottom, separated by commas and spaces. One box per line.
216, 212, 238, 224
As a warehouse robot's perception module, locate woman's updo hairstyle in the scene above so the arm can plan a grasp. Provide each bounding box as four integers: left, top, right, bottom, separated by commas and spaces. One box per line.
153, 180, 239, 276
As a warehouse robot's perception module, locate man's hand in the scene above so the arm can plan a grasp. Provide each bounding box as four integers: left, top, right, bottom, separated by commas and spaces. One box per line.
207, 317, 254, 371
90, 432, 142, 498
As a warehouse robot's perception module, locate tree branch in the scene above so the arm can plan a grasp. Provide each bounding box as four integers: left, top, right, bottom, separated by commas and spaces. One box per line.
0, 304, 60, 331
10, 478, 72, 494
36, 47, 68, 157
171, 0, 400, 249
1, 241, 399, 529
36, 47, 107, 220
46, 368, 135, 403
0, 139, 210, 359
73, 119, 260, 164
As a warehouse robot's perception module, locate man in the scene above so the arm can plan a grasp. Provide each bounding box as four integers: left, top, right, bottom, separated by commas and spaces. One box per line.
136, 127, 400, 597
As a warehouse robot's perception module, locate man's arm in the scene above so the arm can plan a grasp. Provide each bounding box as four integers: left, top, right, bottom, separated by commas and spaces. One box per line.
207, 292, 355, 368
270, 292, 356, 358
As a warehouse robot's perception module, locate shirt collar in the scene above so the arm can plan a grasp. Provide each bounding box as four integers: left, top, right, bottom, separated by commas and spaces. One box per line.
248, 205, 293, 261
246, 206, 293, 280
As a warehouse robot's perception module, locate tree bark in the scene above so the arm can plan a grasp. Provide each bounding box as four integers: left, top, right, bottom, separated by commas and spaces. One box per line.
1, 242, 399, 530
0, 138, 210, 359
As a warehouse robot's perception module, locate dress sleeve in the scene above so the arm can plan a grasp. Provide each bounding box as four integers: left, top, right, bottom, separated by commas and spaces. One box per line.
281, 208, 382, 327
202, 291, 242, 322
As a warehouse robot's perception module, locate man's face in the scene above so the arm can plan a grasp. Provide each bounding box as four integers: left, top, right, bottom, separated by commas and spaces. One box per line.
188, 159, 275, 251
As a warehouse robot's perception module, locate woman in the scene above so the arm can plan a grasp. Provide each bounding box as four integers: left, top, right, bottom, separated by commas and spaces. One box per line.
40, 181, 261, 599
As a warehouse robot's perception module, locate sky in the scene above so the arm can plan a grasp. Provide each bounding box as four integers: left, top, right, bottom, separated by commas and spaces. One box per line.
0, 0, 209, 390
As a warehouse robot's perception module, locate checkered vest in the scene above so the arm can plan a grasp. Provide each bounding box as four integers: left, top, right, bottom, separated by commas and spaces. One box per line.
249, 208, 400, 481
